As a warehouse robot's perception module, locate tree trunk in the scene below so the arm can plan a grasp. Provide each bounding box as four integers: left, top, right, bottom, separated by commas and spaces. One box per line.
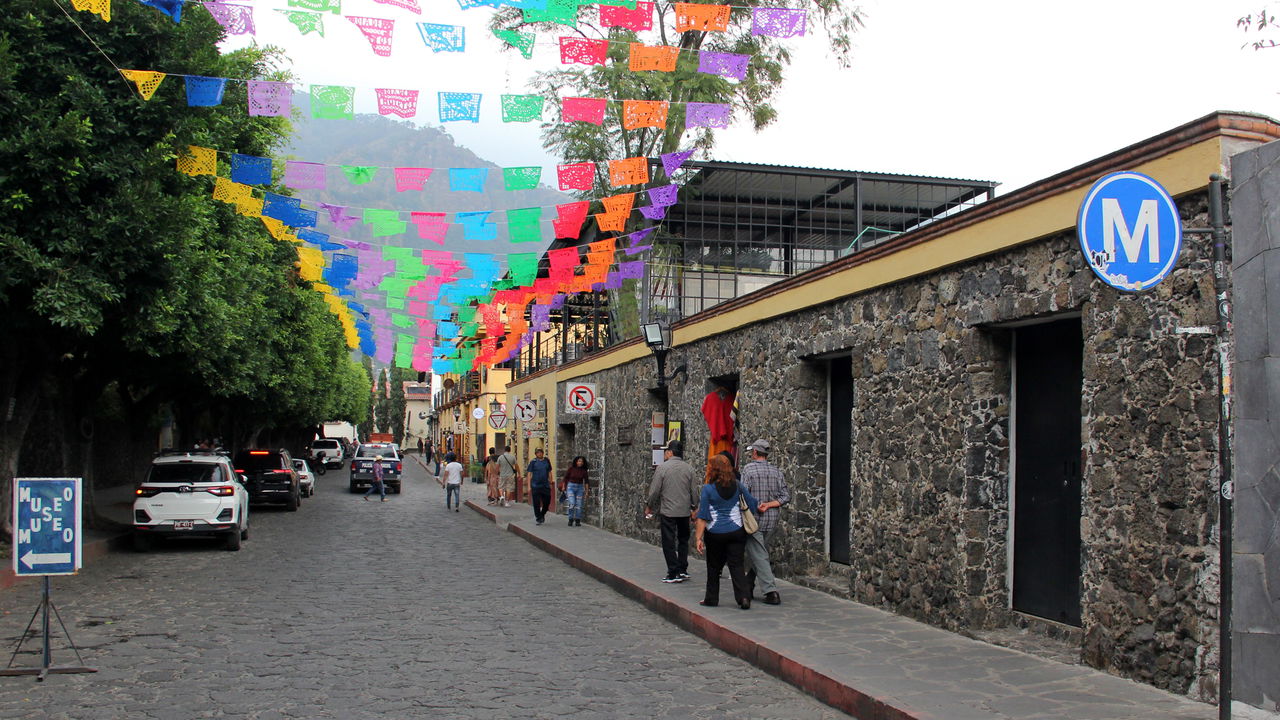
0, 339, 52, 543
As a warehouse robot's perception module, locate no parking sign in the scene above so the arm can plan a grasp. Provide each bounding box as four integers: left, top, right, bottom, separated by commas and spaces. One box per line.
565, 383, 598, 414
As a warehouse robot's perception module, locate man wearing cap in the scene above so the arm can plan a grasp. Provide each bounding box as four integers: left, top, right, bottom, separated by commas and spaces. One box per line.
363, 456, 387, 502
646, 440, 700, 583
742, 438, 790, 604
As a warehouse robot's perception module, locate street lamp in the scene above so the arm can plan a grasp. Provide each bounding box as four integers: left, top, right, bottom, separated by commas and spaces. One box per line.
640, 320, 687, 390
489, 398, 502, 416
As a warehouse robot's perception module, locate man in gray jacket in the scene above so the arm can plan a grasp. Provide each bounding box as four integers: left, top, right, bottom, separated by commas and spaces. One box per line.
645, 440, 700, 583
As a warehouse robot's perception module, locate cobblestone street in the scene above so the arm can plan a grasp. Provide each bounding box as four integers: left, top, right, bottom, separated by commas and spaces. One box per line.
0, 461, 843, 719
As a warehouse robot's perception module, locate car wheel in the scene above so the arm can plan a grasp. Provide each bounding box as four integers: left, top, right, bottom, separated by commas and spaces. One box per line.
285, 492, 299, 512
240, 520, 249, 540
132, 532, 151, 552
349, 478, 358, 493
224, 528, 242, 551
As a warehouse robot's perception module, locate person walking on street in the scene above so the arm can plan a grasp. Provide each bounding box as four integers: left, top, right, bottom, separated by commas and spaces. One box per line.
560, 456, 590, 526
438, 452, 464, 511
497, 446, 517, 507
525, 448, 553, 524
645, 440, 699, 583
694, 454, 761, 609
484, 448, 501, 505
741, 438, 790, 605
363, 456, 387, 502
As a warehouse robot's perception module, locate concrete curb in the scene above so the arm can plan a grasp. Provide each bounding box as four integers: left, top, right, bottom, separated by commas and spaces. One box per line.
463, 498, 919, 720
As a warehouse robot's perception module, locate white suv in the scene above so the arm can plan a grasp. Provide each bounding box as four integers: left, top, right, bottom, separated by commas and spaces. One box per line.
133, 451, 250, 551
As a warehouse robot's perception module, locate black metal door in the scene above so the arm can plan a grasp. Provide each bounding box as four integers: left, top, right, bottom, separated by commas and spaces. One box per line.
1013, 319, 1083, 626
829, 356, 853, 565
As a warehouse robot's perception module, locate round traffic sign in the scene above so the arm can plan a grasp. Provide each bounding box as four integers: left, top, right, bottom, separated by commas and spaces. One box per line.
514, 399, 537, 423
1077, 171, 1182, 292
471, 407, 485, 420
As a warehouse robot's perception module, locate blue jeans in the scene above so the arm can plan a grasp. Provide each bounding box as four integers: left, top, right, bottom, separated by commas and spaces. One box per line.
363, 480, 385, 499
565, 482, 585, 521
445, 483, 460, 509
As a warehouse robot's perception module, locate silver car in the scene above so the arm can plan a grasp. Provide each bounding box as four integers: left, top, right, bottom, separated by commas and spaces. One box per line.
293, 458, 316, 497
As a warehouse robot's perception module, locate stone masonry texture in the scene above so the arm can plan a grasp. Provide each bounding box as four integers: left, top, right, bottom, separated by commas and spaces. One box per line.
1229, 139, 1280, 714
554, 190, 1227, 703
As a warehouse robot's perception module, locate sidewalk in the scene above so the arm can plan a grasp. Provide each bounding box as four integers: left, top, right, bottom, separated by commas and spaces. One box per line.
465, 497, 1242, 720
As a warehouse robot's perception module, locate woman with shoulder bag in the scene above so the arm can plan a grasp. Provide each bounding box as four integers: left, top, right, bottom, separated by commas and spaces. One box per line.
693, 454, 760, 609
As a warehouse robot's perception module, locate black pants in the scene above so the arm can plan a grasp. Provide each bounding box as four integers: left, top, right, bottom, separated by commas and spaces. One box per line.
659, 515, 690, 578
531, 487, 551, 521
703, 528, 749, 606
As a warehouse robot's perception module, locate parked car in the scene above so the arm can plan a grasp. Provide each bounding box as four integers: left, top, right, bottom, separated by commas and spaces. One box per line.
233, 449, 301, 511
349, 443, 402, 493
310, 438, 344, 470
132, 450, 249, 551
293, 458, 316, 497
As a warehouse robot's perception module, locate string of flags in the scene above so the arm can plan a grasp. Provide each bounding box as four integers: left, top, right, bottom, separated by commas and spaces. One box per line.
180, 145, 693, 242
200, 145, 697, 371
62, 0, 731, 371
122, 0, 809, 47
120, 70, 736, 128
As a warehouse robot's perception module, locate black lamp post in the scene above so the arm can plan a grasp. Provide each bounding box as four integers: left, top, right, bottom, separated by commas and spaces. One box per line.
640, 321, 687, 391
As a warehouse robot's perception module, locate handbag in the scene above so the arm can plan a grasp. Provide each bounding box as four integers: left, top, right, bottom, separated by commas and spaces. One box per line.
738, 492, 759, 535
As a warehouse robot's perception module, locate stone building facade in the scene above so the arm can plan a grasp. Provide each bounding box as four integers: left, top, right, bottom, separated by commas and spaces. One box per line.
508, 112, 1280, 706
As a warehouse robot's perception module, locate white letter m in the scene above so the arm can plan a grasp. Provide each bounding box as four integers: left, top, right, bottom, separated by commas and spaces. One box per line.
1102, 197, 1159, 264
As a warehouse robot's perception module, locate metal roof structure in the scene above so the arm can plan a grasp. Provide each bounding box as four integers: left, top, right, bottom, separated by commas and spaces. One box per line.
516, 160, 998, 376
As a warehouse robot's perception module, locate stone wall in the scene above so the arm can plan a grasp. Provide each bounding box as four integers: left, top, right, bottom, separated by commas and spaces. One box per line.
1230, 140, 1280, 713
553, 191, 1224, 700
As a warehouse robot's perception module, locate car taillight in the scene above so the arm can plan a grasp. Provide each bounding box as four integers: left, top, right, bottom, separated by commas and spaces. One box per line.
204, 485, 236, 497
395, 462, 402, 472
273, 469, 293, 475
135, 487, 162, 498
249, 451, 269, 455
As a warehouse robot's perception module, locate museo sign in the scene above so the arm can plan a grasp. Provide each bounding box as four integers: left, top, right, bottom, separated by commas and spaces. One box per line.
1077, 171, 1182, 292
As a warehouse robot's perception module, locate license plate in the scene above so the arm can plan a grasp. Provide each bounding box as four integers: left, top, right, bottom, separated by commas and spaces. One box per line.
174, 520, 194, 530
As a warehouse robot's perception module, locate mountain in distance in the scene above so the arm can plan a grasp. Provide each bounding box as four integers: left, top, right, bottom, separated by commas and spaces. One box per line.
283, 113, 569, 253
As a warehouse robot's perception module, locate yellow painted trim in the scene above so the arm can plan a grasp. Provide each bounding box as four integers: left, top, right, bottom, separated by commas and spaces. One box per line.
675, 138, 1224, 346
511, 137, 1225, 385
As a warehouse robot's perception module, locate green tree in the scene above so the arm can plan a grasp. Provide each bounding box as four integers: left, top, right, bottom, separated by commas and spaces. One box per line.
491, 1, 862, 198
0, 1, 366, 538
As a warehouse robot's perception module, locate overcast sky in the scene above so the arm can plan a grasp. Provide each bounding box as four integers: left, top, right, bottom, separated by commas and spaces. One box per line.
229, 0, 1280, 194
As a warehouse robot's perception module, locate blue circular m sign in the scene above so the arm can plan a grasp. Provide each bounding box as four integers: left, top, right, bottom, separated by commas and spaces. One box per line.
1077, 172, 1182, 292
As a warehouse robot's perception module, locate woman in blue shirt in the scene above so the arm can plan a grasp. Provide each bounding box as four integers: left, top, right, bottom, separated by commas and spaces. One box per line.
694, 454, 760, 609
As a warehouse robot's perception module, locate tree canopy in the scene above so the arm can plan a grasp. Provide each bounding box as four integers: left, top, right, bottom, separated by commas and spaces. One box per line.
490, 1, 863, 199
0, 0, 369, 534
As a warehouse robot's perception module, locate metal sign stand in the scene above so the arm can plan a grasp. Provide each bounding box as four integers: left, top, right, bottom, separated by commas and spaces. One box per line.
1, 576, 96, 680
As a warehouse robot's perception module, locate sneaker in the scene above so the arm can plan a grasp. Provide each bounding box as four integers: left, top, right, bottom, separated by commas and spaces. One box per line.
677, 572, 691, 580
662, 576, 684, 584
455, 507, 459, 512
